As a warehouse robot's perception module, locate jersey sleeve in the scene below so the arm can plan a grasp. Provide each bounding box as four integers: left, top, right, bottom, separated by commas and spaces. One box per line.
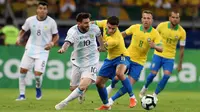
22, 18, 30, 31
51, 20, 58, 34
179, 29, 186, 46
65, 28, 75, 44
95, 20, 107, 28
156, 23, 163, 33
125, 25, 134, 35
154, 30, 162, 46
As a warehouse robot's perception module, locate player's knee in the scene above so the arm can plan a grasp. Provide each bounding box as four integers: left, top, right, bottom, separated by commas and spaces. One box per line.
151, 70, 158, 75
164, 70, 171, 75
70, 86, 76, 91
34, 71, 43, 76
96, 82, 104, 88
20, 68, 28, 74
78, 85, 87, 91
116, 72, 125, 80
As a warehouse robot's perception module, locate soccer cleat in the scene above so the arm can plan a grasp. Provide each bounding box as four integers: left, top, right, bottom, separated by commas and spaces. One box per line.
153, 93, 158, 103
129, 97, 137, 108
108, 98, 114, 106
94, 105, 111, 110
55, 101, 67, 110
36, 88, 42, 100
139, 86, 148, 99
106, 85, 113, 96
78, 94, 85, 104
15, 94, 26, 101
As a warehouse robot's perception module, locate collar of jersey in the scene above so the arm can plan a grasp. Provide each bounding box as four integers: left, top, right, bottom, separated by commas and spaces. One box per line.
140, 25, 152, 33
168, 22, 179, 30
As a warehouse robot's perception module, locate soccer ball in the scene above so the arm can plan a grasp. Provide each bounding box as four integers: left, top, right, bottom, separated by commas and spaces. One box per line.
141, 94, 157, 110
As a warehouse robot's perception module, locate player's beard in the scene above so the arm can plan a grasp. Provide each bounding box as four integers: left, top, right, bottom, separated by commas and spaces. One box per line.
80, 26, 89, 32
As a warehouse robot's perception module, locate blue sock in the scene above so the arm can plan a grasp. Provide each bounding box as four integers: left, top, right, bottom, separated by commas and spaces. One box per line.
111, 78, 119, 88
97, 87, 108, 104
121, 77, 133, 97
144, 73, 156, 88
111, 86, 126, 101
155, 74, 170, 94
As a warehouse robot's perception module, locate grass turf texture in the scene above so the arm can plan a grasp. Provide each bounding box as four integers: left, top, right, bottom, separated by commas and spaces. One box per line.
0, 88, 199, 112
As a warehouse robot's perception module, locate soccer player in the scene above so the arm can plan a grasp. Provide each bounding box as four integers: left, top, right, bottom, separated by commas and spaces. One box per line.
15, 1, 59, 101
139, 10, 186, 99
93, 16, 133, 110
106, 10, 163, 107
55, 13, 103, 110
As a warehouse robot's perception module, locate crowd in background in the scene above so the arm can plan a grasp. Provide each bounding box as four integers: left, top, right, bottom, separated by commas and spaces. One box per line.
0, 0, 199, 20
0, 0, 200, 47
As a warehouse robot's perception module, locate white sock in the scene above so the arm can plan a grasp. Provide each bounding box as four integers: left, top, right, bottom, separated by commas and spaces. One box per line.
19, 73, 26, 95
35, 75, 43, 88
62, 88, 83, 103
130, 95, 136, 99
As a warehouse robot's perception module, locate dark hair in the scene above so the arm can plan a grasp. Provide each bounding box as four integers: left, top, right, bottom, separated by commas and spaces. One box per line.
142, 10, 153, 17
76, 13, 91, 22
169, 10, 179, 17
38, 1, 48, 7
107, 16, 119, 25
6, 17, 13, 25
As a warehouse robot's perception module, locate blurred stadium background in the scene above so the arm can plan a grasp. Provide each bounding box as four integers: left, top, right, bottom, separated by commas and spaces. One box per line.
0, 0, 200, 112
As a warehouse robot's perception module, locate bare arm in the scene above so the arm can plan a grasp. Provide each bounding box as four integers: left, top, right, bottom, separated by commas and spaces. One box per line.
177, 46, 185, 72
121, 31, 128, 38
58, 41, 71, 54
45, 34, 59, 50
97, 35, 107, 52
16, 30, 26, 45
148, 41, 163, 52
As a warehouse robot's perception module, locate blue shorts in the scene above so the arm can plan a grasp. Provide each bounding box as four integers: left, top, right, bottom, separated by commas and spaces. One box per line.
128, 61, 143, 81
99, 56, 130, 79
150, 54, 174, 73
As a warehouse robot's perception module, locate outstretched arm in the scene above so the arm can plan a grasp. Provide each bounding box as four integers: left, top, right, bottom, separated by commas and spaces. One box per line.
58, 41, 71, 54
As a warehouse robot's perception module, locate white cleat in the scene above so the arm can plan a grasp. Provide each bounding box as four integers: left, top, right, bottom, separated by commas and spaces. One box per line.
153, 93, 158, 103
55, 101, 67, 110
78, 94, 85, 104
139, 86, 148, 99
106, 85, 113, 96
108, 98, 114, 106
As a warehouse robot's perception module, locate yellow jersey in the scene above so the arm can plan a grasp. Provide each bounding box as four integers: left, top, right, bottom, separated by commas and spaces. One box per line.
125, 24, 162, 65
95, 20, 129, 60
154, 21, 186, 59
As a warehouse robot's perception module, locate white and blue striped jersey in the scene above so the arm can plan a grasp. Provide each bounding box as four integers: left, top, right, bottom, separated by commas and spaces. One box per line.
22, 15, 58, 58
65, 24, 101, 67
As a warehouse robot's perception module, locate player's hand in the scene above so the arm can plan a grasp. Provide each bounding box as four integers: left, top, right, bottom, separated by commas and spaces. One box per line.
98, 46, 106, 52
148, 41, 155, 48
45, 42, 54, 50
16, 38, 22, 46
177, 64, 182, 72
58, 48, 66, 54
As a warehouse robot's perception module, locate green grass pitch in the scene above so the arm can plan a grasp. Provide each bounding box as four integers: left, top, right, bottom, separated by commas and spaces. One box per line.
0, 88, 199, 112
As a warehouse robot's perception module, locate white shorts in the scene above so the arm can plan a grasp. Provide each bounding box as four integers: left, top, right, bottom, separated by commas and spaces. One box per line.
20, 51, 48, 73
70, 63, 98, 87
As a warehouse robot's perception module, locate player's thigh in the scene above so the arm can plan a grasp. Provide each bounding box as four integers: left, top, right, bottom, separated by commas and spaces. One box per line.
81, 63, 98, 84
162, 58, 174, 74
99, 58, 116, 79
128, 61, 143, 83
20, 53, 34, 71
115, 56, 130, 75
70, 64, 81, 87
34, 58, 48, 74
150, 54, 162, 72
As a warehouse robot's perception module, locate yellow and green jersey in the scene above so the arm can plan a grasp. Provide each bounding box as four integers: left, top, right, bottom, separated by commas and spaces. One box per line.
95, 20, 129, 60
154, 21, 186, 59
125, 24, 162, 65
